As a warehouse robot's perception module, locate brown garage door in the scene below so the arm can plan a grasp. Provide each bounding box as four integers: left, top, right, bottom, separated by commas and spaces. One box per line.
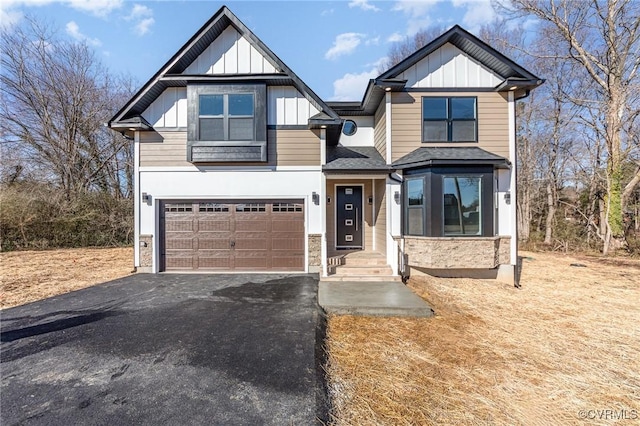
160, 200, 305, 271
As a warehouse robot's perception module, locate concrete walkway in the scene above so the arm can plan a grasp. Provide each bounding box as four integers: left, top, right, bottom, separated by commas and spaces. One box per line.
318, 281, 434, 317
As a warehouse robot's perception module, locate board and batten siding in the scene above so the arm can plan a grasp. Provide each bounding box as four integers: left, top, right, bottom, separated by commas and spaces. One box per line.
399, 43, 502, 88
142, 88, 188, 129
184, 25, 278, 75
373, 100, 386, 159
138, 129, 319, 167
267, 86, 321, 126
391, 91, 510, 161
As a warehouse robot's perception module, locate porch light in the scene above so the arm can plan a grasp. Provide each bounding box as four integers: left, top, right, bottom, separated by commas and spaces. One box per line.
394, 191, 401, 204
509, 86, 518, 90
312, 191, 320, 205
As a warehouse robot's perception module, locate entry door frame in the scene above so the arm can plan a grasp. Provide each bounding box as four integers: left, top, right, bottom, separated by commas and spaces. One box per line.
334, 184, 365, 250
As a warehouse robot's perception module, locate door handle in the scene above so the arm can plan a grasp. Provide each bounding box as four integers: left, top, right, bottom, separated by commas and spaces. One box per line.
230, 240, 236, 248
355, 208, 359, 231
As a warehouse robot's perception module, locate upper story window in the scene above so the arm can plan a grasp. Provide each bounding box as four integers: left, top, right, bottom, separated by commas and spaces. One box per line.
199, 94, 254, 141
422, 97, 477, 142
188, 84, 266, 162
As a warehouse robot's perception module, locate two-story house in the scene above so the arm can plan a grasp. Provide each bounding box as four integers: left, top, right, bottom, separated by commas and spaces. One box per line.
109, 6, 542, 284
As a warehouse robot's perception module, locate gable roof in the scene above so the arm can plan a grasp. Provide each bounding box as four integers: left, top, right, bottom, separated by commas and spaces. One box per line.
339, 25, 544, 115
109, 6, 339, 130
378, 25, 541, 82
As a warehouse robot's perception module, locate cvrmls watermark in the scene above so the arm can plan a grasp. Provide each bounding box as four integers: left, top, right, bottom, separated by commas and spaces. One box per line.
578, 409, 638, 421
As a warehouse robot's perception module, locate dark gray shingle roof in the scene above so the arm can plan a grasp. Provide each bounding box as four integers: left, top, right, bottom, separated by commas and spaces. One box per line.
392, 147, 509, 169
324, 146, 389, 172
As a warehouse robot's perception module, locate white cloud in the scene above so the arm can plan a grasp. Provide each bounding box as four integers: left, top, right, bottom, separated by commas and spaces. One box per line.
321, 8, 334, 16
0, 7, 23, 30
66, 20, 102, 46
331, 68, 379, 101
387, 32, 404, 43
125, 4, 154, 36
392, 0, 442, 35
0, 0, 122, 30
66, 0, 122, 16
134, 17, 154, 36
452, 0, 496, 32
330, 56, 388, 101
348, 0, 381, 12
325, 32, 365, 60
365, 36, 380, 46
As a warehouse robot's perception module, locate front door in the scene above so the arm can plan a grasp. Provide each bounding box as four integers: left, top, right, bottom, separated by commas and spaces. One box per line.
336, 186, 363, 249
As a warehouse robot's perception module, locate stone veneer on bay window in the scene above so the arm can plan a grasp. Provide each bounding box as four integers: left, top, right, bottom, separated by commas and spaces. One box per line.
404, 236, 511, 269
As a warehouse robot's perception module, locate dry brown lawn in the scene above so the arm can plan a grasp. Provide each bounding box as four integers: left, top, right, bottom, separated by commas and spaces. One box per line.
325, 251, 640, 425
0, 247, 133, 309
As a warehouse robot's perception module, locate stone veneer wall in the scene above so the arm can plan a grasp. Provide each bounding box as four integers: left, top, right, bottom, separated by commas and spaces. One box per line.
404, 236, 511, 269
308, 234, 322, 272
139, 234, 153, 271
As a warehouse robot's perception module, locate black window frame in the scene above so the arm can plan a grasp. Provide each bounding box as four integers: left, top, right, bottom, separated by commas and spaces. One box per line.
403, 166, 494, 237
187, 84, 267, 163
422, 96, 477, 143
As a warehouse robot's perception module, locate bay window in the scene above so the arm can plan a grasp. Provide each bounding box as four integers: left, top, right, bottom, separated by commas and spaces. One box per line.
404, 166, 494, 237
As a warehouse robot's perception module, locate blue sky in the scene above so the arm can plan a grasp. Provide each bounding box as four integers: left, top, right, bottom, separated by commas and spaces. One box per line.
1, 0, 499, 102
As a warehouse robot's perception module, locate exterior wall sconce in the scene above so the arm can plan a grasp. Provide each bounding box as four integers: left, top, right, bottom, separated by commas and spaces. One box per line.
504, 192, 511, 205
312, 191, 320, 205
142, 192, 151, 204
394, 191, 401, 204
368, 196, 373, 205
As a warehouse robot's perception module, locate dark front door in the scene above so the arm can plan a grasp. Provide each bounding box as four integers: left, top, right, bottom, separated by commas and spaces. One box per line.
336, 186, 363, 249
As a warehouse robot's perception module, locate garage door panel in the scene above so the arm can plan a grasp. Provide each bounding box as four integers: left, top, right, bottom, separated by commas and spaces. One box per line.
166, 220, 194, 232
162, 200, 304, 272
165, 238, 195, 250
197, 236, 231, 250
235, 220, 269, 232
197, 254, 231, 269
272, 220, 303, 232
165, 254, 195, 270
235, 254, 268, 269
198, 219, 231, 231
272, 256, 304, 269
272, 238, 304, 251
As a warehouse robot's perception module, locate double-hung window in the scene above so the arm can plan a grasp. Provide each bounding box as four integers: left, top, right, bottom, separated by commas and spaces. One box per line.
188, 84, 266, 163
422, 97, 477, 142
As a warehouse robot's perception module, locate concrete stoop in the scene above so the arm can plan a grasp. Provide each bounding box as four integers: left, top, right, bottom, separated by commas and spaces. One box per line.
324, 251, 401, 282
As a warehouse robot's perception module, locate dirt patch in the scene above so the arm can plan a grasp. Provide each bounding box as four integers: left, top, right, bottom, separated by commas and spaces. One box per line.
1, 247, 133, 309
325, 250, 640, 425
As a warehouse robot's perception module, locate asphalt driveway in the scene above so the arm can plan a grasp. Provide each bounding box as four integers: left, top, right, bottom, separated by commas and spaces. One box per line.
1, 273, 326, 425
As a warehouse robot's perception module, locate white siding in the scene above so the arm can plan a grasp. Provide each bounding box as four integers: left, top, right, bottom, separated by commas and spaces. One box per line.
400, 43, 502, 88
142, 87, 188, 128
338, 116, 375, 147
184, 26, 278, 75
267, 86, 320, 125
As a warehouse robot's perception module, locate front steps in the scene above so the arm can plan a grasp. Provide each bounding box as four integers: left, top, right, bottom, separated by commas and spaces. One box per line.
323, 251, 401, 282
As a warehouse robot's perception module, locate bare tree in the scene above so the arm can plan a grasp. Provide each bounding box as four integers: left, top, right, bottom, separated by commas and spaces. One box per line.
503, 0, 640, 254
380, 25, 449, 72
0, 16, 133, 198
